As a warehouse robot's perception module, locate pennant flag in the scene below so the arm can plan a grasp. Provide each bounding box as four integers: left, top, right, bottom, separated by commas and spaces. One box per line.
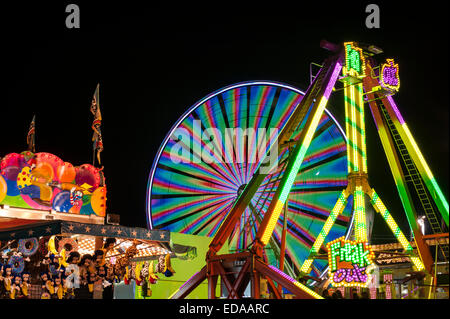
91, 84, 103, 165
27, 115, 36, 152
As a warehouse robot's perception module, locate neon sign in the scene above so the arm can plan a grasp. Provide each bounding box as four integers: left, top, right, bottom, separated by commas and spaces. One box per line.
343, 42, 366, 76
381, 59, 400, 91
327, 237, 375, 288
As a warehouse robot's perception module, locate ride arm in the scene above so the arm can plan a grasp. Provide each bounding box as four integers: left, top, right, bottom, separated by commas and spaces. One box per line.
252, 54, 344, 255
206, 53, 344, 259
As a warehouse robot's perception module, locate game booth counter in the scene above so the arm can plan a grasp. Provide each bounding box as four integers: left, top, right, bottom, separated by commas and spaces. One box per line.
0, 150, 217, 299
0, 215, 216, 299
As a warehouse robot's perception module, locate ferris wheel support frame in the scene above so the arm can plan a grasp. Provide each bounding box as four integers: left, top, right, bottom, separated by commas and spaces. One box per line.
299, 43, 448, 295
171, 51, 343, 300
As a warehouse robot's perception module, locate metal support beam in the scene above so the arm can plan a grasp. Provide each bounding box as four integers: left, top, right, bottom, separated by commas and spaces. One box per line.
169, 266, 207, 299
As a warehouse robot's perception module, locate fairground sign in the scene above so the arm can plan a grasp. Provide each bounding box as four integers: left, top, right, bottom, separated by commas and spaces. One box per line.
327, 237, 375, 288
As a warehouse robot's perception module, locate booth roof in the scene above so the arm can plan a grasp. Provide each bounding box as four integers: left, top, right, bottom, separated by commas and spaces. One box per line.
0, 217, 170, 242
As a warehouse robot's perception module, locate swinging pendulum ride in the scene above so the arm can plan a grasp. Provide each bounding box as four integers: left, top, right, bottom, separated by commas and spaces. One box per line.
147, 41, 448, 299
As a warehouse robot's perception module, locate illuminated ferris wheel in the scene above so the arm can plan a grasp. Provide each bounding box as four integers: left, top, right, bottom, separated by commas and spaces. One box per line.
146, 80, 353, 278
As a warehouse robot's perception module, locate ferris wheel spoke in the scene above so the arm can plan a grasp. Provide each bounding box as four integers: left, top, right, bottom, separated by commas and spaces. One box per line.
189, 112, 241, 185
275, 216, 315, 248
298, 152, 347, 175
195, 200, 235, 236
155, 163, 236, 191
154, 195, 234, 230
169, 125, 241, 188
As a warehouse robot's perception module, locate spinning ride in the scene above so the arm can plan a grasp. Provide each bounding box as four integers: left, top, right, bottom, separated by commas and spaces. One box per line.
147, 81, 353, 279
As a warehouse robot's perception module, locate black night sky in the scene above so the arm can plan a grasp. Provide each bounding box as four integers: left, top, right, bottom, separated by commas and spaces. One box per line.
1, 1, 448, 244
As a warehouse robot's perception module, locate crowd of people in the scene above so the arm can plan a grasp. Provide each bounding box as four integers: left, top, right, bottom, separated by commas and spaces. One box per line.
321, 287, 370, 299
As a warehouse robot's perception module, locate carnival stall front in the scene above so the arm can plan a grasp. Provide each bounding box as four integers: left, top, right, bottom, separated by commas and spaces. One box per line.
0, 149, 181, 299
0, 216, 177, 299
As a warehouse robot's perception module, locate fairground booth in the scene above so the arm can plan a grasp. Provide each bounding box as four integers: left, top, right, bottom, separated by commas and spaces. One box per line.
0, 150, 222, 299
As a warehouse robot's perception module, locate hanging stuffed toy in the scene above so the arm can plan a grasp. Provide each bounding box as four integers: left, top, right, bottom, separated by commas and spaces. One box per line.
139, 261, 149, 298
39, 271, 52, 298
99, 238, 116, 267
65, 251, 81, 298
114, 240, 139, 281
148, 261, 159, 284
134, 262, 143, 286
21, 272, 31, 299
47, 235, 58, 256
140, 261, 158, 298
46, 276, 55, 296
87, 271, 97, 293
123, 265, 130, 285
156, 255, 165, 273
52, 276, 66, 299
47, 236, 67, 276
162, 254, 175, 277
2, 265, 13, 298
10, 275, 23, 299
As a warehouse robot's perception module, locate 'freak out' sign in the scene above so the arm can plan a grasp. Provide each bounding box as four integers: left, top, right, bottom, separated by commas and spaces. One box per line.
327, 237, 375, 288
343, 42, 366, 76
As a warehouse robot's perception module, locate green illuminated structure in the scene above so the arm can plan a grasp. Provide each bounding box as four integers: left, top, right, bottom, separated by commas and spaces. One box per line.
300, 42, 449, 277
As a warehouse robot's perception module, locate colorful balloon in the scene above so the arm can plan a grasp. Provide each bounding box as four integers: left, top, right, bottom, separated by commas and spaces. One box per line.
38, 184, 53, 202
75, 166, 97, 190
91, 186, 107, 216
35, 153, 64, 177
0, 175, 7, 202
33, 162, 54, 182
56, 162, 76, 183
52, 190, 72, 213
2, 165, 20, 181
0, 153, 22, 170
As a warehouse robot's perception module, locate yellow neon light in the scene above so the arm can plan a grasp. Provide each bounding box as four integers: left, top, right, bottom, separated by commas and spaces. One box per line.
357, 84, 367, 173
370, 189, 425, 271
293, 281, 324, 299
300, 259, 314, 274
354, 186, 367, 241
300, 190, 348, 274
168, 289, 179, 299
261, 200, 284, 245
402, 124, 433, 179
260, 96, 330, 245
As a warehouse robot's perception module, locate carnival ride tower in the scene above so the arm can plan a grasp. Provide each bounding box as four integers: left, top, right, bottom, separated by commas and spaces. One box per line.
299, 42, 448, 281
